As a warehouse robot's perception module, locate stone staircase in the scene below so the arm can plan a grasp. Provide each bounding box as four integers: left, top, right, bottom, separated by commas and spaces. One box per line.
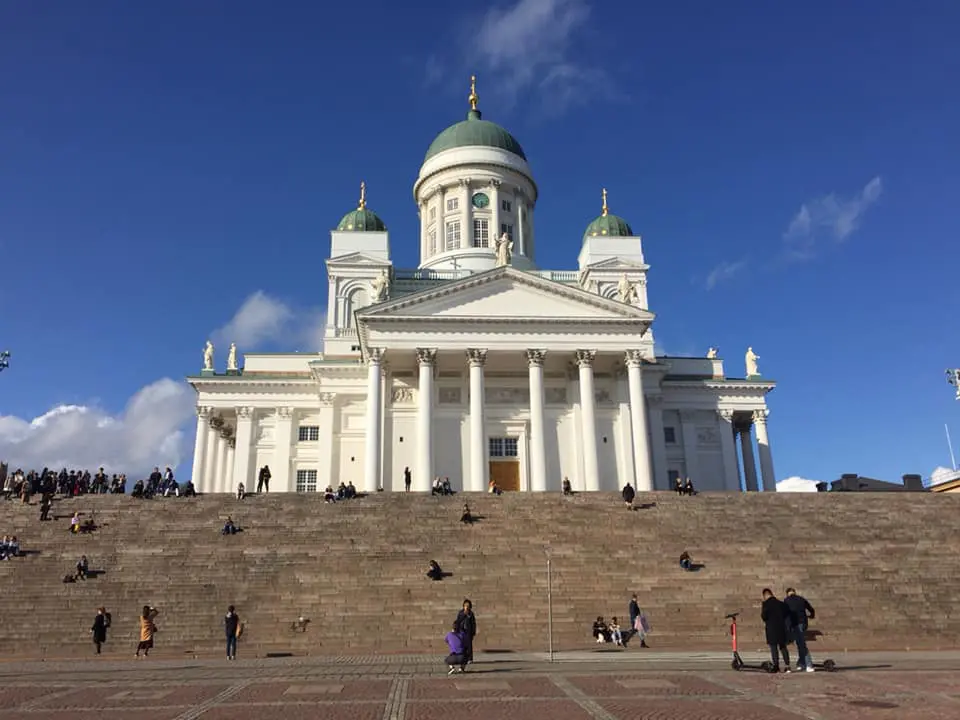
1, 491, 958, 658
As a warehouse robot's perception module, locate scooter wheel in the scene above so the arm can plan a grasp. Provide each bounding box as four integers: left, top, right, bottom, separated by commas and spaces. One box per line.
732, 657, 744, 671
761, 661, 774, 673
822, 659, 836, 672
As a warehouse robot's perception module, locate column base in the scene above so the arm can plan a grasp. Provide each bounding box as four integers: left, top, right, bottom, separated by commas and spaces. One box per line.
200, 369, 216, 376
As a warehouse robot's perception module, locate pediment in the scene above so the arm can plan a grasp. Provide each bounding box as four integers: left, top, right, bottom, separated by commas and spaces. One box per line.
358, 267, 653, 323
583, 257, 649, 271
326, 252, 391, 267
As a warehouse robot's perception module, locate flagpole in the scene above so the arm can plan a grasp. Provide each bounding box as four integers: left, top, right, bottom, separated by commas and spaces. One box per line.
947, 424, 958, 472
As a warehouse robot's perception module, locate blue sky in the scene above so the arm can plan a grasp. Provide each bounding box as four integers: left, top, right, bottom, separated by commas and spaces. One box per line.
1, 0, 959, 483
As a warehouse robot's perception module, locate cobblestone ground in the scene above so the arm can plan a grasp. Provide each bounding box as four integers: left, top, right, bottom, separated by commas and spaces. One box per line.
0, 654, 956, 719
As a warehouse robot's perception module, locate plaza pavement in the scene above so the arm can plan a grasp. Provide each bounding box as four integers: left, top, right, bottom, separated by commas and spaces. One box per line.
0, 650, 957, 719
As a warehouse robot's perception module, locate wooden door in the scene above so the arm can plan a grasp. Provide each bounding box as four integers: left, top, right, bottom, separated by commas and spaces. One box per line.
489, 461, 521, 492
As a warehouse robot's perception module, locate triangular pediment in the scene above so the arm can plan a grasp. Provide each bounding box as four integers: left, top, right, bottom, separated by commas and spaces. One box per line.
584, 257, 649, 271
358, 267, 653, 322
326, 252, 390, 267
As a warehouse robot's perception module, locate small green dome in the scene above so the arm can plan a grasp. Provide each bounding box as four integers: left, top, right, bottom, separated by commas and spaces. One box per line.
425, 109, 526, 163
337, 208, 386, 232
336, 182, 386, 231
583, 189, 634, 239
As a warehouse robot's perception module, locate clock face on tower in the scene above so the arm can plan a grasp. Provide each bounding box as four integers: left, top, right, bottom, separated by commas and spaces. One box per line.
472, 192, 490, 208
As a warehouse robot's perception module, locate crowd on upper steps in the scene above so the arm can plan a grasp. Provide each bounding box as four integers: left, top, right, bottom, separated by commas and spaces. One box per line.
0, 464, 199, 502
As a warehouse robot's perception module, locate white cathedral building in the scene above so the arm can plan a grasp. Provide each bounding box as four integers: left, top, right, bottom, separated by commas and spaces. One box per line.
187, 80, 777, 496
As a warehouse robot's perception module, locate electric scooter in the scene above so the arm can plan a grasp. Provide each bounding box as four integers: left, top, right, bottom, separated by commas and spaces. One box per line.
726, 612, 773, 672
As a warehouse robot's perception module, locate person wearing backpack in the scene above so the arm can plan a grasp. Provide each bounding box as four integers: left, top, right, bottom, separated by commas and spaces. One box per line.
91, 607, 111, 655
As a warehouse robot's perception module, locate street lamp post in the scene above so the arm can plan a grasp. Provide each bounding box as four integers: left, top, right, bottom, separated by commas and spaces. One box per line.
947, 369, 960, 400
545, 547, 554, 663
0, 351, 9, 373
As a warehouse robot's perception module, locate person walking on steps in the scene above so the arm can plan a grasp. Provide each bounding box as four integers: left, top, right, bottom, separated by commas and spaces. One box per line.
628, 594, 649, 648
224, 605, 241, 660
454, 599, 477, 668
136, 605, 159, 658
91, 607, 110, 655
784, 587, 816, 672
257, 465, 271, 494
761, 589, 792, 673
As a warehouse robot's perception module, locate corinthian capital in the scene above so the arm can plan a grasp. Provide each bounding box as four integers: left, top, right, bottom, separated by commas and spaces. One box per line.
525, 349, 546, 367
367, 347, 385, 364
624, 350, 644, 368
575, 349, 596, 368
196, 406, 212, 419
466, 348, 488, 366
416, 348, 437, 366
237, 406, 254, 419
753, 408, 769, 425
717, 409, 735, 421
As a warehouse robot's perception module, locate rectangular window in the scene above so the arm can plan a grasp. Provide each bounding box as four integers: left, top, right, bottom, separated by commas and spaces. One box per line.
472, 218, 489, 247
298, 425, 319, 442
501, 199, 512, 212
500, 223, 514, 240
664, 427, 676, 444
296, 469, 317, 493
445, 220, 461, 250
489, 437, 519, 458
429, 206, 436, 220
446, 197, 459, 212
428, 228, 437, 256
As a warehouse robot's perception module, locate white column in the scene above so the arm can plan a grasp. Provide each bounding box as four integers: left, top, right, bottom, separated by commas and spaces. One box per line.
211, 434, 226, 494
467, 349, 488, 492
576, 350, 600, 491
317, 394, 336, 492
490, 180, 501, 245
203, 419, 220, 492
363, 348, 383, 494
526, 349, 547, 492
462, 180, 473, 249
517, 200, 526, 257
272, 408, 294, 492
647, 396, 667, 490
232, 407, 255, 492
717, 410, 741, 491
625, 351, 652, 491
680, 411, 701, 483
224, 441, 235, 493
754, 409, 777, 492
419, 202, 427, 260
739, 423, 759, 492
416, 348, 436, 491
191, 407, 211, 490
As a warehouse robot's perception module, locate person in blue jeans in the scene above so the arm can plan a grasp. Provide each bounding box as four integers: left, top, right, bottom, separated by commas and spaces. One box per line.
784, 588, 816, 672
224, 606, 241, 660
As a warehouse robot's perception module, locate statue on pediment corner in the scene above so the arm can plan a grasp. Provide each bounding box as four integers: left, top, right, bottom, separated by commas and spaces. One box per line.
371, 269, 390, 303
745, 347, 760, 377
202, 341, 215, 371
495, 232, 513, 267
707, 347, 718, 359
227, 342, 238, 371
617, 273, 638, 304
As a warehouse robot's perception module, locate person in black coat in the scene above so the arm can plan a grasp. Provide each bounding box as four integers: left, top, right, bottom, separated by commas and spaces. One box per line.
761, 589, 792, 672
621, 483, 635, 508
91, 607, 110, 655
454, 599, 477, 667
784, 588, 816, 671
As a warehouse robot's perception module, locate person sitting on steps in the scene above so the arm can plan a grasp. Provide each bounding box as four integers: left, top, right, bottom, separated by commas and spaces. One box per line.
236, 482, 246, 500
488, 479, 503, 496
70, 512, 81, 534
426, 559, 444, 581
75, 554, 89, 580
684, 478, 697, 496
609, 616, 624, 646
221, 516, 238, 535
460, 503, 474, 524
674, 476, 684, 495
562, 477, 573, 495
680, 551, 693, 571
593, 616, 611, 643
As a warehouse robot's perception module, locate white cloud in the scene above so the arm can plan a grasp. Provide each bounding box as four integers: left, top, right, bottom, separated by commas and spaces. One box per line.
467, 0, 603, 110
212, 291, 325, 353
783, 176, 883, 260
704, 259, 747, 290
776, 476, 822, 492
0, 292, 324, 478
0, 379, 195, 477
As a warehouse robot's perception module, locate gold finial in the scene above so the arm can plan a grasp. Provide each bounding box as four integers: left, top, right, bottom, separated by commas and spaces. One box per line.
469, 75, 479, 111
358, 181, 367, 210
601, 187, 609, 216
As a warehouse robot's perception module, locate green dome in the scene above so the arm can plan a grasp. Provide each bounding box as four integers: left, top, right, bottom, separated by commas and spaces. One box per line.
584, 213, 634, 239
337, 208, 386, 232
424, 109, 526, 162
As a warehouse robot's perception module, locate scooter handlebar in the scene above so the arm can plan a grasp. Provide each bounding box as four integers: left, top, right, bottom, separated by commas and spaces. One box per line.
724, 612, 740, 620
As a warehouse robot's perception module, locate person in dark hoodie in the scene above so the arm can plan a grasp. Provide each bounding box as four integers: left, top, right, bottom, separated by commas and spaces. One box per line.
761, 588, 792, 673
784, 588, 816, 672
454, 599, 477, 667
91, 607, 110, 655
621, 483, 635, 508
224, 605, 241, 660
